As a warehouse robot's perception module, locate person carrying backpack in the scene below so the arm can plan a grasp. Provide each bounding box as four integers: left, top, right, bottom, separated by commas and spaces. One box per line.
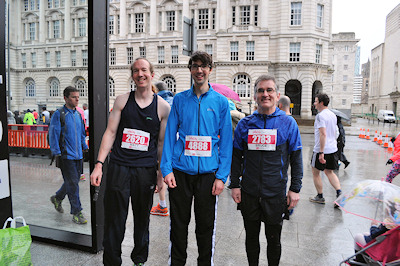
48, 86, 88, 224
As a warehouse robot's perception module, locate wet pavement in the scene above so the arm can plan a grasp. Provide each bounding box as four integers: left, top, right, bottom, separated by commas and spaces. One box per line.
8, 118, 400, 265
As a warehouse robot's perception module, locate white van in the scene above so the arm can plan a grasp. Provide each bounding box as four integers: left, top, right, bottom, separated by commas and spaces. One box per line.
377, 110, 396, 123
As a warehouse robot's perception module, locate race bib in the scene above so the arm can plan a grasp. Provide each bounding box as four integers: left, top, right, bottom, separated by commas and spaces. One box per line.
248, 129, 277, 151
121, 128, 150, 151
184, 135, 212, 157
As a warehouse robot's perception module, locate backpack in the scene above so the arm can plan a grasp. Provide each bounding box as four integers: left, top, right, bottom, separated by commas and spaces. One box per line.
48, 107, 84, 166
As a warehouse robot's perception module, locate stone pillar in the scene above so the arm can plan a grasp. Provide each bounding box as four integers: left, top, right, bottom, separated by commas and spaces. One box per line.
64, 0, 71, 40
39, 0, 45, 42
149, 0, 156, 35
259, 0, 268, 28
120, 0, 127, 37
217, 0, 228, 31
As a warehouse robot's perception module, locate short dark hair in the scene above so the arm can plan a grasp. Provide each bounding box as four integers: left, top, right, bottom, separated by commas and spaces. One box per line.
188, 51, 213, 70
42, 107, 46, 111
315, 93, 330, 106
131, 58, 154, 77
64, 86, 79, 98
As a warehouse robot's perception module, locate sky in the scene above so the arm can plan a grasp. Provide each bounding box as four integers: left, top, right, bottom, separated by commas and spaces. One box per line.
332, 0, 400, 64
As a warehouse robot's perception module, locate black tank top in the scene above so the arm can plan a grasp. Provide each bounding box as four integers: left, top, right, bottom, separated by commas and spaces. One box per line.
110, 91, 160, 167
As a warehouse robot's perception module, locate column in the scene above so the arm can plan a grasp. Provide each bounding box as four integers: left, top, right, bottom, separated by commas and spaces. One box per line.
259, 0, 267, 28
64, 0, 71, 40
39, 0, 45, 42
149, 0, 156, 35
217, 0, 228, 31
120, 0, 127, 37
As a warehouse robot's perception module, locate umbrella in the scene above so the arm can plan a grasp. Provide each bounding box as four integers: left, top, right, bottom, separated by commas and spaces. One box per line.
334, 180, 400, 227
210, 83, 241, 102
330, 108, 350, 120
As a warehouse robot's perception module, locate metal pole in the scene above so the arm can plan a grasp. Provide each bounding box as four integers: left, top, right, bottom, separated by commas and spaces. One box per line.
7, 0, 11, 110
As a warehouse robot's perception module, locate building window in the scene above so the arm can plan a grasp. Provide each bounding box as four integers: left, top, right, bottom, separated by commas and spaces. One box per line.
48, 0, 52, 8
205, 44, 213, 57
31, 52, 36, 68
49, 78, 60, 97
45, 52, 50, 67
198, 9, 209, 30
140, 47, 146, 58
109, 78, 115, 97
171, 46, 178, 64
212, 9, 215, 29
158, 46, 165, 64
127, 47, 134, 64
82, 50, 88, 66
344, 55, 348, 60
230, 41, 239, 61
317, 4, 324, 28
254, 5, 258, 26
56, 51, 61, 67
73, 0, 77, 5
343, 85, 347, 91
72, 19, 76, 36
109, 15, 114, 35
30, 0, 35, 10
344, 65, 348, 70
240, 6, 251, 25
24, 0, 29, 11
25, 79, 36, 97
130, 79, 136, 91
29, 23, 36, 40
22, 53, 27, 68
110, 48, 116, 65
315, 44, 322, 63
117, 15, 120, 34
290, 2, 302, 26
345, 45, 349, 51
246, 41, 255, 61
342, 99, 346, 105
166, 11, 175, 31
343, 75, 348, 81
54, 0, 59, 7
53, 20, 60, 38
79, 18, 86, 36
289, 42, 300, 62
162, 76, 176, 93
233, 74, 251, 98
76, 78, 87, 97
232, 6, 236, 25
135, 13, 144, 33
71, 50, 76, 66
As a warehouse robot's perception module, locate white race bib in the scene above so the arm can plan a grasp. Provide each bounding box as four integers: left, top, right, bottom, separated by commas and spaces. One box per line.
248, 129, 277, 151
184, 135, 212, 157
121, 128, 150, 151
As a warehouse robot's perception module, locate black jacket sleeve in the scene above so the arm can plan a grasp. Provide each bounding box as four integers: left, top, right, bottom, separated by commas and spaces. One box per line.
230, 147, 243, 188
288, 149, 303, 193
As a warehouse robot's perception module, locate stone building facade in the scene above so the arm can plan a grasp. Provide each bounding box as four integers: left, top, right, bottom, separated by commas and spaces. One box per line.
8, 0, 335, 118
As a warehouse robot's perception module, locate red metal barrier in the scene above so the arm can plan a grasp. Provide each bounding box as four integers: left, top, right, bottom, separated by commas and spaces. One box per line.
8, 124, 50, 149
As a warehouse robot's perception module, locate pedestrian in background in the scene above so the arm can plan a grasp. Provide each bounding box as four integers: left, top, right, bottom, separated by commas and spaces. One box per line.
277, 95, 292, 115
309, 93, 342, 206
23, 109, 36, 125
336, 116, 350, 169
385, 133, 400, 183
83, 103, 89, 129
42, 107, 50, 125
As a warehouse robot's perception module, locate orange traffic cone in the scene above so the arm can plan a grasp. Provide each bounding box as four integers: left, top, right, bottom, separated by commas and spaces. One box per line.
373, 130, 378, 142
388, 141, 394, 152
359, 128, 364, 138
383, 134, 389, 148
365, 129, 370, 140
378, 132, 383, 145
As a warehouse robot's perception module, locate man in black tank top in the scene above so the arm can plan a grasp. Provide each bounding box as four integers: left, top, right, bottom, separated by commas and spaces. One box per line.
90, 58, 170, 266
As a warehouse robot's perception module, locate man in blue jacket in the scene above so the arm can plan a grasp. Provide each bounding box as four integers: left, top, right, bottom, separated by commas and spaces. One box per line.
49, 86, 88, 224
161, 51, 232, 265
230, 75, 303, 266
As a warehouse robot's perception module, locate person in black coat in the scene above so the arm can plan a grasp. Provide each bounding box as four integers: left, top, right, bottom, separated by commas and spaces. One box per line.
337, 117, 350, 169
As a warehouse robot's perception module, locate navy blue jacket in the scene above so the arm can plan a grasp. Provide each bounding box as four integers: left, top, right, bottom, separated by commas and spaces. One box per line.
230, 108, 303, 198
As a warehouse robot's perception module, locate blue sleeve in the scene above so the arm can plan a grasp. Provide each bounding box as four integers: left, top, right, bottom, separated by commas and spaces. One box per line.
215, 99, 233, 183
49, 111, 61, 155
233, 119, 245, 150
160, 96, 179, 177
288, 118, 303, 192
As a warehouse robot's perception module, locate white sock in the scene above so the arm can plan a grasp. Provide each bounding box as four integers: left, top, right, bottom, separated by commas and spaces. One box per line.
159, 200, 167, 208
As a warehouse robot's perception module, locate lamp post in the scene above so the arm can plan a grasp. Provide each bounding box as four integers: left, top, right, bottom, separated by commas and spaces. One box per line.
6, 0, 11, 110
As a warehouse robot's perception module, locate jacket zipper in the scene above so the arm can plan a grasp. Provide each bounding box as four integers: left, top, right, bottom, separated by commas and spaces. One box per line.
198, 96, 202, 174
258, 114, 267, 197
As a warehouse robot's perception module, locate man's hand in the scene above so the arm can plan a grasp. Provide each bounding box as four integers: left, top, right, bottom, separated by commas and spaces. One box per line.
386, 159, 394, 165
287, 190, 300, 210
90, 164, 103, 187
318, 153, 326, 164
164, 172, 177, 188
212, 179, 224, 196
231, 188, 241, 203
155, 171, 164, 193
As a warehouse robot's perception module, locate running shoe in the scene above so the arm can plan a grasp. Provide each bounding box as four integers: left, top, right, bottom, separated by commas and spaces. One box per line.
50, 195, 64, 213
150, 204, 169, 216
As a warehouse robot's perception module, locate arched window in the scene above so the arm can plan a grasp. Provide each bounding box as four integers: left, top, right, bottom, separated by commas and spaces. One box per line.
25, 79, 36, 97
109, 77, 115, 97
233, 74, 251, 98
162, 75, 176, 93
49, 78, 60, 97
75, 78, 87, 97
129, 79, 136, 91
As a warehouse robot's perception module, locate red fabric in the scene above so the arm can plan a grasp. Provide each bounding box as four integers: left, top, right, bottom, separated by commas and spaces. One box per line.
390, 135, 400, 162
364, 227, 400, 263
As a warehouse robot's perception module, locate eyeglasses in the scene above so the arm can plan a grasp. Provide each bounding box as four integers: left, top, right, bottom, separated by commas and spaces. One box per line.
189, 64, 211, 70
257, 88, 276, 94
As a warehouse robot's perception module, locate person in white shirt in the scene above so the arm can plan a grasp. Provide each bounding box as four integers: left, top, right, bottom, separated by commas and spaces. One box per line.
309, 93, 342, 206
83, 103, 89, 128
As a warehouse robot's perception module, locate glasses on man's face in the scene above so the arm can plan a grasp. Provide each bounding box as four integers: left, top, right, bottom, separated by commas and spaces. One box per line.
257, 88, 276, 94
189, 64, 210, 71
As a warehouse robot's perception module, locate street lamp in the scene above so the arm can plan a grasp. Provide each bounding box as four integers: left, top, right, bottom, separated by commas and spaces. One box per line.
6, 0, 11, 110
